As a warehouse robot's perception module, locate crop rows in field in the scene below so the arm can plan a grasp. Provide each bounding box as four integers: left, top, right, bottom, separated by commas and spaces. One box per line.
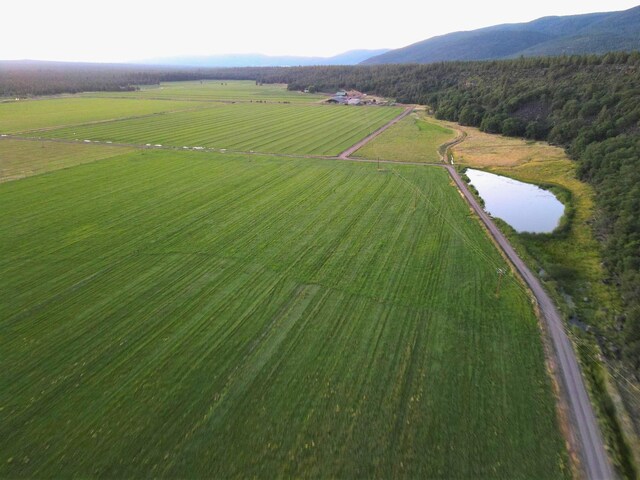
34, 103, 403, 156
81, 80, 325, 103
0, 150, 568, 478
0, 97, 204, 134
0, 138, 132, 182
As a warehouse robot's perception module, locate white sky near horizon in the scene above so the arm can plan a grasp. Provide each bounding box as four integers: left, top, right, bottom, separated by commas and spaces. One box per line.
1, 0, 638, 63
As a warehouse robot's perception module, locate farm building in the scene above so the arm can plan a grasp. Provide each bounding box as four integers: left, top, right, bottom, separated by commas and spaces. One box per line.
327, 89, 373, 105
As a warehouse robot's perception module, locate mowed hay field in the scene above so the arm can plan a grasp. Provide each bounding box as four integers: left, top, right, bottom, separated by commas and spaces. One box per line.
34, 103, 403, 156
0, 97, 203, 133
0, 138, 133, 182
0, 150, 569, 478
355, 112, 456, 163
81, 80, 326, 103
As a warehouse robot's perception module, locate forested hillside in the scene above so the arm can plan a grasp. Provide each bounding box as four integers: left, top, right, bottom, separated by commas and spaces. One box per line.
0, 61, 193, 96
361, 5, 640, 64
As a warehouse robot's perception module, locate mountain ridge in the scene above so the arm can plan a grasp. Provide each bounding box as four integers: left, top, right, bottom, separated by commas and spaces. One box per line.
136, 49, 390, 68
362, 5, 640, 64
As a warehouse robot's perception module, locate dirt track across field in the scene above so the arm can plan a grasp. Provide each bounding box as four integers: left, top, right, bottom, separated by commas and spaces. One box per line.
337, 106, 415, 159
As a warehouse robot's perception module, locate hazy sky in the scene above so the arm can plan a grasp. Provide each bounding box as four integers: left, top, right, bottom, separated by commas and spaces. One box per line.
1, 0, 638, 62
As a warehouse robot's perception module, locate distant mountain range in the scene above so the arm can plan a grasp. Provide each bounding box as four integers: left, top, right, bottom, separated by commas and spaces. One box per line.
137, 50, 390, 68
18, 6, 638, 69
362, 5, 640, 64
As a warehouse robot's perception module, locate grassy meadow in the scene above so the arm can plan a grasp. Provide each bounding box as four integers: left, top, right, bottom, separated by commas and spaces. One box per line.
0, 97, 203, 134
0, 80, 572, 478
33, 102, 403, 156
451, 125, 568, 167
0, 150, 568, 478
0, 138, 132, 182
354, 111, 455, 162
81, 80, 326, 103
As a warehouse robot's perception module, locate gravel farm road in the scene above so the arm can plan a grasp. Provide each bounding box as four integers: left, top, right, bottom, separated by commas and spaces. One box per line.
342, 114, 614, 479
3, 103, 617, 478
338, 105, 415, 159
445, 164, 614, 480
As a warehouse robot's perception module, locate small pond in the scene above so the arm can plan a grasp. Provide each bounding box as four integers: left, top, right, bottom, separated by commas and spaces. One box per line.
465, 169, 565, 234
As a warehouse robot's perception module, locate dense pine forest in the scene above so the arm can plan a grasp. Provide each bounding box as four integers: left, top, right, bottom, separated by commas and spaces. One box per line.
1, 54, 639, 373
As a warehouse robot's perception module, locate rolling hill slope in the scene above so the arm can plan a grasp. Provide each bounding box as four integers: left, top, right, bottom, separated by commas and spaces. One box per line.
138, 49, 390, 67
362, 6, 640, 64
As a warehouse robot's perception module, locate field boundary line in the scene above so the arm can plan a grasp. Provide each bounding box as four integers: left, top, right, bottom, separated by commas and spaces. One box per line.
1, 134, 448, 167
78, 94, 328, 105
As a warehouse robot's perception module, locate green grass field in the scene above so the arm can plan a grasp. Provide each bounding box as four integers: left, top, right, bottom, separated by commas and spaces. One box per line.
0, 97, 203, 134
33, 103, 403, 156
0, 150, 568, 478
355, 112, 455, 162
0, 138, 132, 182
81, 80, 326, 103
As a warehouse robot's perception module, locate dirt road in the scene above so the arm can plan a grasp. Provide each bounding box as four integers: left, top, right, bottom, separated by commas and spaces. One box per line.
3, 109, 615, 479
340, 119, 614, 479
445, 164, 614, 480
337, 106, 415, 159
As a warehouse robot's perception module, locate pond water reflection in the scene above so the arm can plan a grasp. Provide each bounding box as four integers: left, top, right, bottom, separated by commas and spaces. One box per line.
466, 169, 565, 234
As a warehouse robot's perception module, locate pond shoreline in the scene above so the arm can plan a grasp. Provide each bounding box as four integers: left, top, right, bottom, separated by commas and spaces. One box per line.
465, 168, 565, 234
